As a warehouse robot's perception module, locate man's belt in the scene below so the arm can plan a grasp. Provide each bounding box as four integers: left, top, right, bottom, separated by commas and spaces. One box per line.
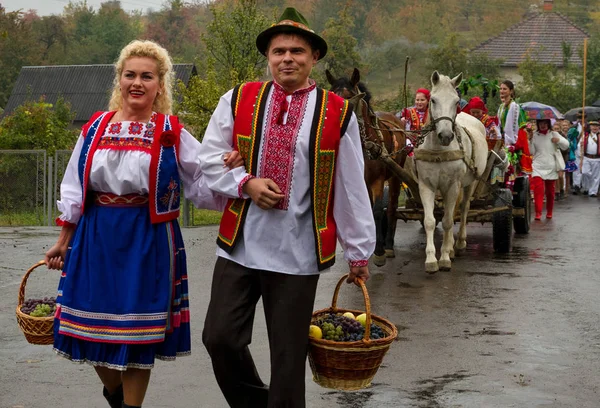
584, 154, 600, 159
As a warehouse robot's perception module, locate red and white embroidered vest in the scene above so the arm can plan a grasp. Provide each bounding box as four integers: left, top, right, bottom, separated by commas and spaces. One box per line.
583, 132, 600, 156
217, 82, 352, 271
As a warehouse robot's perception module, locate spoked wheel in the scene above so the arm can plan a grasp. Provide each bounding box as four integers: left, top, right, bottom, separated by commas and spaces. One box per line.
492, 188, 513, 253
512, 176, 531, 234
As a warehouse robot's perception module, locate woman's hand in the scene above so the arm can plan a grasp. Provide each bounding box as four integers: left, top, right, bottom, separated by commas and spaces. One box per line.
223, 151, 244, 170
45, 243, 67, 270
551, 136, 559, 143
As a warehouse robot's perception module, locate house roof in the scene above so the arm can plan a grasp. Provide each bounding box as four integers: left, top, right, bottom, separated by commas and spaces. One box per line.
471, 12, 589, 67
3, 64, 197, 122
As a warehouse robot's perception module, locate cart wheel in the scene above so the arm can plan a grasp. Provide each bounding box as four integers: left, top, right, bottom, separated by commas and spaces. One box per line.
492, 188, 513, 253
512, 176, 531, 234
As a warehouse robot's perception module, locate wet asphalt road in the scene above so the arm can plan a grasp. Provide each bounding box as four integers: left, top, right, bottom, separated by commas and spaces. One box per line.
1, 194, 599, 408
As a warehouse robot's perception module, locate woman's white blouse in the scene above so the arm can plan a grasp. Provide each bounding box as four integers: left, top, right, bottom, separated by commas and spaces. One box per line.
57, 120, 227, 224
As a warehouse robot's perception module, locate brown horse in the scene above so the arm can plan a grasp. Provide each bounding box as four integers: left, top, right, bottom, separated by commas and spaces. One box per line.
326, 68, 408, 266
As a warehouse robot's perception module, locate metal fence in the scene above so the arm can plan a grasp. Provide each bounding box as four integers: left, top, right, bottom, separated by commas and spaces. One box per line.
0, 149, 202, 227
0, 150, 47, 225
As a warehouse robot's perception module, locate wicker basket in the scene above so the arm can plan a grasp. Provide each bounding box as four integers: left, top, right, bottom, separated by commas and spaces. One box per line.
15, 260, 55, 345
308, 274, 398, 391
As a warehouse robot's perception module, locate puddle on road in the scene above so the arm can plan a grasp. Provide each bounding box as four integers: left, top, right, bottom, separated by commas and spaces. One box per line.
467, 327, 516, 336
410, 370, 473, 407
466, 271, 519, 278
322, 383, 413, 408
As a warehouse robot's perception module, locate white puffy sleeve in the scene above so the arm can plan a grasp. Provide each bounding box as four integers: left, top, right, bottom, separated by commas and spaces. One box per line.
178, 127, 230, 211
333, 113, 376, 265
56, 134, 84, 225
198, 90, 255, 199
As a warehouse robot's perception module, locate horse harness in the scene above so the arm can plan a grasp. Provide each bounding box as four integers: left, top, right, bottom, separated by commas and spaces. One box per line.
414, 103, 479, 177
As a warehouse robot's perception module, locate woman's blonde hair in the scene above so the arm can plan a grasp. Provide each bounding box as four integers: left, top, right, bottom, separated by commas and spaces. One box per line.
108, 40, 174, 114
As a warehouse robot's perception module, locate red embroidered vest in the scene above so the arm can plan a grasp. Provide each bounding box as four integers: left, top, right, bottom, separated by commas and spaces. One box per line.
583, 132, 600, 156
217, 82, 352, 271
78, 111, 182, 224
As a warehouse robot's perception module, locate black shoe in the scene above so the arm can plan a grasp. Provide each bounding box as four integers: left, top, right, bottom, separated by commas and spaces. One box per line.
591, 194, 597, 198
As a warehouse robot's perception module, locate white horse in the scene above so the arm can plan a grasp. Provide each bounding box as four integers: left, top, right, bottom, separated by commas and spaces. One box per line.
414, 71, 488, 273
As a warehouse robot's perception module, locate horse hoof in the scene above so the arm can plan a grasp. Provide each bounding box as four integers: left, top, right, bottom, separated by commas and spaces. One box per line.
372, 254, 387, 267
425, 262, 439, 274
455, 241, 467, 251
385, 249, 395, 258
439, 260, 452, 271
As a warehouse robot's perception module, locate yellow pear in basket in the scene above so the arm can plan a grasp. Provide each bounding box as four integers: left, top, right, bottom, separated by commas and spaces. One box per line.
308, 325, 322, 339
342, 312, 355, 320
356, 313, 367, 327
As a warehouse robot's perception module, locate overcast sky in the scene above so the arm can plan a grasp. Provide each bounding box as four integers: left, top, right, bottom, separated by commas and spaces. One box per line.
1, 0, 164, 16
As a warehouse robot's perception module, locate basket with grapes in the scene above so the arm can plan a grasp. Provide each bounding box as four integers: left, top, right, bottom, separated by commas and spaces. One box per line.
307, 274, 398, 390
15, 261, 57, 345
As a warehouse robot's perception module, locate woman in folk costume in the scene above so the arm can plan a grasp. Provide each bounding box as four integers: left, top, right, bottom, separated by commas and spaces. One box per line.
461, 96, 502, 150
579, 121, 600, 197
497, 80, 532, 180
400, 88, 430, 132
45, 40, 241, 408
530, 118, 569, 220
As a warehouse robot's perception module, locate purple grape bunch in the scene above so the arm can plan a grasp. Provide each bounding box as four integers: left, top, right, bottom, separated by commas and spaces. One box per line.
316, 313, 387, 342
20, 297, 56, 317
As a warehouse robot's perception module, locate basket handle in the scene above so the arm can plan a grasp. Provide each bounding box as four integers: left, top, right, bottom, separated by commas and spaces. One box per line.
18, 260, 48, 306
331, 274, 372, 341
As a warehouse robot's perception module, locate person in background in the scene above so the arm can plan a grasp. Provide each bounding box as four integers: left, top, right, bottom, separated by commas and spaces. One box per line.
497, 80, 532, 182
579, 120, 600, 198
553, 120, 569, 200
461, 96, 502, 150
45, 40, 242, 408
198, 7, 375, 408
562, 120, 579, 196
571, 114, 584, 195
530, 118, 569, 220
400, 88, 430, 132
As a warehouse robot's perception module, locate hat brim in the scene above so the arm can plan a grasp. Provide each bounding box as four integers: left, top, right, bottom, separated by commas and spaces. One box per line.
256, 25, 327, 60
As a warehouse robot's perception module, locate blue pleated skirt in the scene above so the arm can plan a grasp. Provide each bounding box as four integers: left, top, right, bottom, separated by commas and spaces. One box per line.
53, 201, 191, 370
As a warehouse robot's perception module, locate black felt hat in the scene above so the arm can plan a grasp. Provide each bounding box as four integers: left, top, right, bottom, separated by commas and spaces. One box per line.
256, 7, 327, 59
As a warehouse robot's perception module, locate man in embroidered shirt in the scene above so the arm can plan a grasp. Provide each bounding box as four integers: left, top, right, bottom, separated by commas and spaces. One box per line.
580, 121, 600, 197
198, 7, 375, 408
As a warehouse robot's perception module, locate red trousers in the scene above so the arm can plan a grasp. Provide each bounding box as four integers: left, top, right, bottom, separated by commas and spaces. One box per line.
532, 176, 555, 217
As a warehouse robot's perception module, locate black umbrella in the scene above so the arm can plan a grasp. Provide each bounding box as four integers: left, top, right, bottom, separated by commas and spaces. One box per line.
564, 106, 600, 122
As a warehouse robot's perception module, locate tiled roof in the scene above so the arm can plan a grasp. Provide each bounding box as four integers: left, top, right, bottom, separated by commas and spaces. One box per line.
3, 64, 197, 122
471, 12, 589, 67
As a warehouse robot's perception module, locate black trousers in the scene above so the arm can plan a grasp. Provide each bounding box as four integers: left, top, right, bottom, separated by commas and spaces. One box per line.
202, 257, 320, 408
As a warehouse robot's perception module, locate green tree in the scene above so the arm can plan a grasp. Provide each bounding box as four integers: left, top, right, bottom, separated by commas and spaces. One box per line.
0, 97, 79, 155
176, 0, 269, 138
61, 1, 140, 64
143, 0, 204, 63
319, 6, 363, 81
584, 35, 600, 105
517, 55, 580, 112
202, 0, 269, 83
0, 7, 40, 108
426, 33, 468, 78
